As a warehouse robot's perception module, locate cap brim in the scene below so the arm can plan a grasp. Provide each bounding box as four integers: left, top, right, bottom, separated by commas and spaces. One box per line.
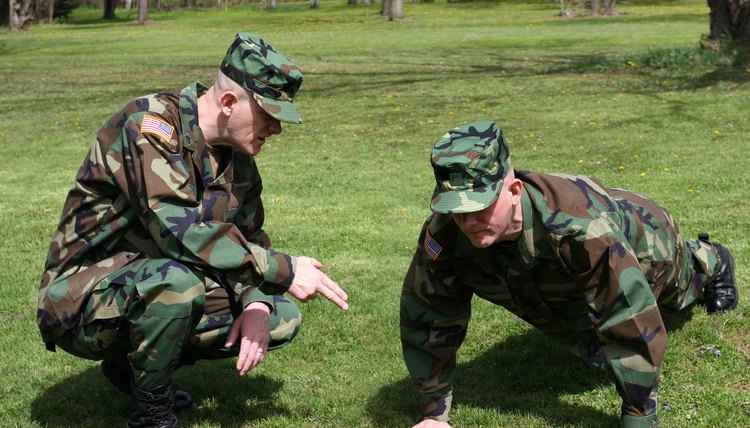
430, 185, 500, 214
254, 93, 302, 124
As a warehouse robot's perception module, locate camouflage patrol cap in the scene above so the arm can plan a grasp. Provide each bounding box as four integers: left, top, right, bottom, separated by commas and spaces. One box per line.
220, 32, 304, 124
430, 120, 511, 214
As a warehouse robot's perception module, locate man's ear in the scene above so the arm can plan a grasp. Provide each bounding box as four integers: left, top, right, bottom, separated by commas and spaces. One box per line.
218, 91, 240, 117
508, 178, 523, 204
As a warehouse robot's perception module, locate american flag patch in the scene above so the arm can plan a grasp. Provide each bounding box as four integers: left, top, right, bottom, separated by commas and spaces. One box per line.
140, 115, 174, 142
424, 228, 443, 260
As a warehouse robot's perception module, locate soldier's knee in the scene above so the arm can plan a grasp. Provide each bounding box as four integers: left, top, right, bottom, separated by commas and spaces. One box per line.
133, 259, 206, 315
268, 295, 302, 350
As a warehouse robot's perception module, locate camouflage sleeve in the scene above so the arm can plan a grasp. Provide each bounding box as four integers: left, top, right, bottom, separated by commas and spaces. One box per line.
400, 221, 473, 422
105, 112, 295, 290
558, 217, 665, 422
230, 161, 288, 296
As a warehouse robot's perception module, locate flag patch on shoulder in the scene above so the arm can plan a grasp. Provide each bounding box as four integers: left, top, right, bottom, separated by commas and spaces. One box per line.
140, 115, 174, 142
424, 228, 443, 260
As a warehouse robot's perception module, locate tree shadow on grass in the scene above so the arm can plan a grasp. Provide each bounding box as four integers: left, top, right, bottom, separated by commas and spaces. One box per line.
367, 330, 618, 428
30, 359, 289, 428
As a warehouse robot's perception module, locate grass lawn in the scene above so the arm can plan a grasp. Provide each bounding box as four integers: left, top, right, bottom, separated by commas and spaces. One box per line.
0, 0, 748, 426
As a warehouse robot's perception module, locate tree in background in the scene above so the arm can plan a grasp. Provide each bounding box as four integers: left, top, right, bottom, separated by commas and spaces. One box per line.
707, 0, 750, 48
138, 0, 148, 22
382, 0, 403, 21
103, 0, 117, 19
558, 0, 618, 16
8, 0, 34, 29
5, 0, 76, 28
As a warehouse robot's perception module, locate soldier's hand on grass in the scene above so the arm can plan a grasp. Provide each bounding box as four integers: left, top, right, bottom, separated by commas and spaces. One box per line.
224, 301, 271, 376
412, 419, 452, 428
288, 256, 349, 310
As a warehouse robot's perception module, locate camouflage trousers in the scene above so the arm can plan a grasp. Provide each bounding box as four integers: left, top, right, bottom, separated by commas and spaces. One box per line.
658, 237, 720, 310
55, 258, 302, 391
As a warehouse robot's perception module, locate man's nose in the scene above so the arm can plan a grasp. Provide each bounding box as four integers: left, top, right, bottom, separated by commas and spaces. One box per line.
270, 119, 282, 135
461, 212, 478, 227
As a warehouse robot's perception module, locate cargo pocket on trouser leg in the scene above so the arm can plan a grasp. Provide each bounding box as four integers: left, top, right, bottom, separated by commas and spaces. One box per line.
73, 280, 134, 359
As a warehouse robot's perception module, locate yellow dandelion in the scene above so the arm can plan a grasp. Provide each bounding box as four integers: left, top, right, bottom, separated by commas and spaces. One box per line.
618, 164, 625, 171
400, 208, 407, 214
672, 152, 678, 158
273, 196, 281, 203
532, 147, 538, 152
627, 60, 637, 67
386, 94, 394, 99
578, 159, 585, 165
713, 130, 720, 136
634, 154, 640, 158
640, 172, 647, 177
427, 119, 434, 124
663, 167, 670, 172
688, 188, 694, 193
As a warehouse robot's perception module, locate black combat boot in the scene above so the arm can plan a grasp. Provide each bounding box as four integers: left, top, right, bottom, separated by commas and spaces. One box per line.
102, 356, 193, 412
126, 383, 179, 428
698, 233, 739, 314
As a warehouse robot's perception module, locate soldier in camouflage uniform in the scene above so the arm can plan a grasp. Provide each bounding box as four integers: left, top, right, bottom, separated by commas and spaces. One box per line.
401, 120, 739, 428
37, 32, 349, 428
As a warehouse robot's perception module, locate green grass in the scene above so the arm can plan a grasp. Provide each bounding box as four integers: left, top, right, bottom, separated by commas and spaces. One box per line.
1, 1, 748, 427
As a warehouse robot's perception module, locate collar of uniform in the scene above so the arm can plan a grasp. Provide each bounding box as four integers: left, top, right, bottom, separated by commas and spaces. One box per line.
506, 187, 539, 275
179, 81, 207, 153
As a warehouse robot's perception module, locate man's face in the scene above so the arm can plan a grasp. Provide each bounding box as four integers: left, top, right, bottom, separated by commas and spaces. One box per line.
451, 186, 518, 248
224, 95, 282, 156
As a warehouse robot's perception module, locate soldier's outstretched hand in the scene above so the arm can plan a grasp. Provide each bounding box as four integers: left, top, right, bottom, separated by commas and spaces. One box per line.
288, 256, 349, 310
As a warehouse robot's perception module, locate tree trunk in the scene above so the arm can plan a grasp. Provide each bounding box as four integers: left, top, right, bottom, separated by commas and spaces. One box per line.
708, 0, 732, 39
263, 0, 275, 11
347, 0, 356, 4
708, 0, 750, 45
47, 0, 53, 23
103, 0, 117, 19
138, 0, 148, 22
579, 0, 617, 16
311, 0, 320, 8
388, 0, 403, 20
9, 0, 33, 29
381, 0, 391, 16
603, 0, 617, 15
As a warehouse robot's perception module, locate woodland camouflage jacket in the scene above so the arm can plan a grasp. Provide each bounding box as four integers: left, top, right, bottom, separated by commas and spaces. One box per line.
38, 82, 295, 343
401, 170, 680, 423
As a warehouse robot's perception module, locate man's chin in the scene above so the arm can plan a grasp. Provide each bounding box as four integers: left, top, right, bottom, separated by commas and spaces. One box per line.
468, 235, 495, 248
